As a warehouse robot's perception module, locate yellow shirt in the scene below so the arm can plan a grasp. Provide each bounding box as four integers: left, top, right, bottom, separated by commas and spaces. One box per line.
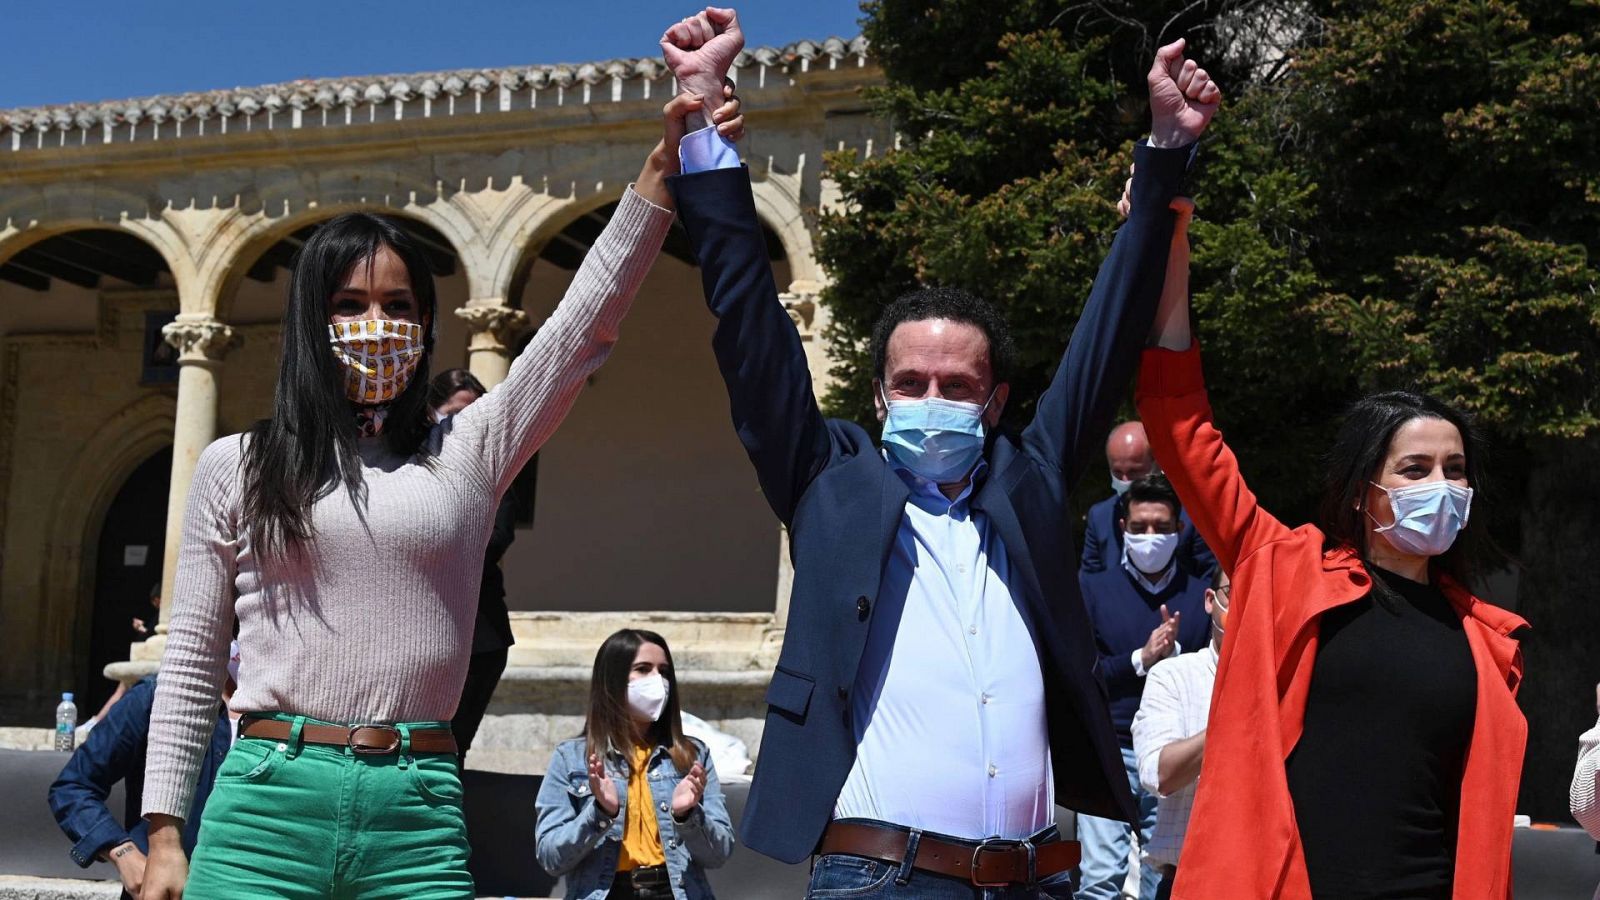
616, 743, 667, 871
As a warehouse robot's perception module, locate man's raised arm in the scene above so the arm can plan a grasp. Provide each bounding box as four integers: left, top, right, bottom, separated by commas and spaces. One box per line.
663, 8, 831, 524
1023, 40, 1220, 483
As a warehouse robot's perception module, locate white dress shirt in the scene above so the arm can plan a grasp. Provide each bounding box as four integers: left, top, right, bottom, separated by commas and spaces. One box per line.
1130, 641, 1217, 867
834, 461, 1054, 840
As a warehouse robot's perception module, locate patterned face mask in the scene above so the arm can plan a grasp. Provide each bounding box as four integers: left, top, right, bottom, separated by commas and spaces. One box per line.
327, 319, 424, 406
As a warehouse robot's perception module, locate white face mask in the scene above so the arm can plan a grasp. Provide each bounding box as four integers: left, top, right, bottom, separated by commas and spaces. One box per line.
627, 673, 670, 722
1125, 531, 1180, 574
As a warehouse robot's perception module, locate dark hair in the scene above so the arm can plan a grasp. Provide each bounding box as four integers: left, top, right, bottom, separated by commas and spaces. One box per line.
583, 629, 696, 774
1318, 390, 1493, 600
1116, 473, 1182, 524
870, 287, 1017, 385
1208, 563, 1229, 591
241, 212, 438, 558
427, 368, 486, 409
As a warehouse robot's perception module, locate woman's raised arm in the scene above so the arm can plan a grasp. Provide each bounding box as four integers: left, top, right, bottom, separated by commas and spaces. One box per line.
1135, 199, 1294, 575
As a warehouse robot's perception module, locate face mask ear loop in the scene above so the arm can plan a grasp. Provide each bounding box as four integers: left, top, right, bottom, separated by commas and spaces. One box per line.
977, 386, 999, 427
1365, 482, 1398, 532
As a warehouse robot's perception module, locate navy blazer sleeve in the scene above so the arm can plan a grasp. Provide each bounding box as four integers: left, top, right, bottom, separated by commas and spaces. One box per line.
48, 679, 156, 866
1081, 498, 1112, 574
669, 167, 832, 525
1022, 142, 1193, 483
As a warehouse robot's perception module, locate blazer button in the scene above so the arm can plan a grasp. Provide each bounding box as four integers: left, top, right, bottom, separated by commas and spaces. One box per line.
856, 596, 871, 619
837, 685, 848, 700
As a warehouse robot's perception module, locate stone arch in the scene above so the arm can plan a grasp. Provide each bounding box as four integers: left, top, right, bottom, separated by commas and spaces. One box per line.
750, 176, 822, 288
0, 218, 186, 291
38, 394, 175, 690
200, 199, 473, 323
490, 187, 628, 309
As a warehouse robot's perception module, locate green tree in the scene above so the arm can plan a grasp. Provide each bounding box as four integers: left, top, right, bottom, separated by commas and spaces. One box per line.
1287, 0, 1600, 819
820, 0, 1600, 818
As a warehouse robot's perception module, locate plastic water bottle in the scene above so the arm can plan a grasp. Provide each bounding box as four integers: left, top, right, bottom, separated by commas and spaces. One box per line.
55, 692, 77, 751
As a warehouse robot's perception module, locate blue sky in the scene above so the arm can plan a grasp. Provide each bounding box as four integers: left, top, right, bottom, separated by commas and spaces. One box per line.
0, 0, 866, 109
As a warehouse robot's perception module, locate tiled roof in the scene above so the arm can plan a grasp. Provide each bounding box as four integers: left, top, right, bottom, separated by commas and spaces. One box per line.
0, 35, 869, 150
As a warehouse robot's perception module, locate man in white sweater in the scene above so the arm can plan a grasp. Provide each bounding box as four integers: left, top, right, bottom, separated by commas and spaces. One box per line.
1130, 567, 1228, 900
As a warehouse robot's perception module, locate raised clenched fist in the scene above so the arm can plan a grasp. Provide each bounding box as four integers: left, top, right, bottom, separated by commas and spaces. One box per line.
1147, 38, 1222, 149
661, 7, 746, 129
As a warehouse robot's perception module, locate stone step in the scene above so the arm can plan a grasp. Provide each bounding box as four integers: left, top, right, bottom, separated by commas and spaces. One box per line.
506, 610, 780, 671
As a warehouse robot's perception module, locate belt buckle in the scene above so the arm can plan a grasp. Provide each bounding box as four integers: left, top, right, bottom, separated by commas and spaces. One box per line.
347, 723, 401, 755
631, 865, 668, 888
970, 838, 1030, 888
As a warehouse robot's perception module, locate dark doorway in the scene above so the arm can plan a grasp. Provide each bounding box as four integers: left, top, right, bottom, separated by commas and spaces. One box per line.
83, 448, 170, 712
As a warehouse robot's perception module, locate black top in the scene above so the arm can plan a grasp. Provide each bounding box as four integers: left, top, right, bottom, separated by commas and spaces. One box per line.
1284, 566, 1477, 900
472, 493, 518, 654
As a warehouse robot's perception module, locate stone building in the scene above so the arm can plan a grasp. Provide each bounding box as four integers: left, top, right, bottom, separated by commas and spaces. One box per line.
0, 38, 885, 770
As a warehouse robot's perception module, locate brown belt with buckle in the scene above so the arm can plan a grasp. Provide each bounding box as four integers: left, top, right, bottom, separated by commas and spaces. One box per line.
238, 716, 457, 756
819, 821, 1080, 887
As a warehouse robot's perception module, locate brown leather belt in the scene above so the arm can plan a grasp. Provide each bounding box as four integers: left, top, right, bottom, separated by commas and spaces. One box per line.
239, 716, 457, 756
819, 821, 1080, 887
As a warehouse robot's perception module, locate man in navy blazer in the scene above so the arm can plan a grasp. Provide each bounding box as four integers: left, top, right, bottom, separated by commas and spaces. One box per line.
663, 10, 1221, 895
1080, 422, 1214, 577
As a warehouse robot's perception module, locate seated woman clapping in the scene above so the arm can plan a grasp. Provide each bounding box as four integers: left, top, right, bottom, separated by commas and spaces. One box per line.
536, 629, 734, 899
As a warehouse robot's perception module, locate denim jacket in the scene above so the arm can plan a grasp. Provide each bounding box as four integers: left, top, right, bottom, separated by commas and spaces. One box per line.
535, 736, 735, 900
47, 676, 230, 868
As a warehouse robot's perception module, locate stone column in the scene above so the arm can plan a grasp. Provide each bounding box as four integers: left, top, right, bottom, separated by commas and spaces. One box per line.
764, 525, 794, 654
149, 316, 240, 645
455, 302, 528, 389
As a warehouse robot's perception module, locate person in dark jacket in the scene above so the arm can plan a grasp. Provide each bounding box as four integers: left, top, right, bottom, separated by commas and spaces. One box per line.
1080, 421, 1214, 578
48, 646, 235, 900
429, 367, 518, 761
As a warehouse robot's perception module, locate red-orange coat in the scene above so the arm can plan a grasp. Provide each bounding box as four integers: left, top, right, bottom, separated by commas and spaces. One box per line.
1136, 343, 1528, 900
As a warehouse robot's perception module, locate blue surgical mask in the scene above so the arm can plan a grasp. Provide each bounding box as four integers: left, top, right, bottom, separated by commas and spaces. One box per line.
1111, 477, 1133, 496
880, 386, 993, 484
1368, 480, 1473, 557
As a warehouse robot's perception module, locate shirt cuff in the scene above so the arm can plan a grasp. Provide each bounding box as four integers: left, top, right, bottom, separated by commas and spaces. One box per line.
1132, 649, 1148, 677
678, 125, 740, 174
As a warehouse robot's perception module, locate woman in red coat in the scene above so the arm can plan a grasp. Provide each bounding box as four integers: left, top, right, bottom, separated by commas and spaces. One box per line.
1133, 196, 1527, 899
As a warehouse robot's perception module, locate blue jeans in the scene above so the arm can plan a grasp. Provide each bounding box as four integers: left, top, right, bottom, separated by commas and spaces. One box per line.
1074, 744, 1159, 900
804, 822, 1075, 899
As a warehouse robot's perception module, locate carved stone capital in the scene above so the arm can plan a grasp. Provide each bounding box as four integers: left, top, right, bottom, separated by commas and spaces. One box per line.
161, 317, 241, 364
455, 303, 529, 352
778, 292, 818, 340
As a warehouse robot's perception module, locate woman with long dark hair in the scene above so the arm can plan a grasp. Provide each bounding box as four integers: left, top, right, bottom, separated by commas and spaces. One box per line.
139, 87, 745, 899
536, 629, 734, 899
1130, 192, 1527, 899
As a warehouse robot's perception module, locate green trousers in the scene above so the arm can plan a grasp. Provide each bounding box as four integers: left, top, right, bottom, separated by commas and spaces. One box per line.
185, 714, 473, 900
